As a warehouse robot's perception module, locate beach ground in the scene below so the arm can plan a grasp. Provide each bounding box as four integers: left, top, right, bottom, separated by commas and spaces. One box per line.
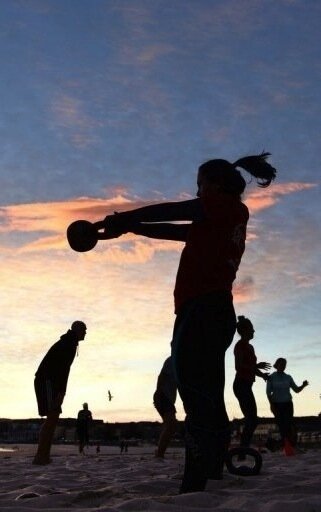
1, 444, 320, 511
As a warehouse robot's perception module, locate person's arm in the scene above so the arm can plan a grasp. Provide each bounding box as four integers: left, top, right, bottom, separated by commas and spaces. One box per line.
131, 222, 190, 241
156, 372, 168, 392
255, 368, 269, 381
266, 378, 276, 414
257, 361, 271, 371
97, 221, 190, 242
103, 199, 202, 233
255, 361, 271, 380
40, 343, 67, 393
51, 344, 76, 394
266, 377, 273, 401
234, 347, 247, 373
290, 377, 309, 393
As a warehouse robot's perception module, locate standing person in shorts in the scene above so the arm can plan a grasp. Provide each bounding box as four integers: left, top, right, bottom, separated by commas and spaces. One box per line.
153, 356, 177, 458
76, 402, 93, 454
267, 357, 308, 451
233, 316, 270, 450
33, 320, 87, 465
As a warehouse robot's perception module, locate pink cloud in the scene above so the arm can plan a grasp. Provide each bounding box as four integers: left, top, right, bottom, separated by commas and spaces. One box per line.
292, 273, 321, 289
50, 93, 103, 148
244, 182, 316, 214
137, 43, 174, 63
0, 181, 316, 256
0, 193, 138, 234
233, 277, 257, 304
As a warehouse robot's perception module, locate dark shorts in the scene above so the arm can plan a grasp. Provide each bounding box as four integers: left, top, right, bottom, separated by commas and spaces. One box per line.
153, 391, 176, 418
34, 377, 62, 417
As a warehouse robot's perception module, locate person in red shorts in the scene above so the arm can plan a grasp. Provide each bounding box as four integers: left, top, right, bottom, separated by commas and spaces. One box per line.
102, 152, 276, 493
33, 321, 87, 465
233, 316, 270, 451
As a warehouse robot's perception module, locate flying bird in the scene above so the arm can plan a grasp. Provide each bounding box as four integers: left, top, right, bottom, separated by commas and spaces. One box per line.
108, 390, 113, 402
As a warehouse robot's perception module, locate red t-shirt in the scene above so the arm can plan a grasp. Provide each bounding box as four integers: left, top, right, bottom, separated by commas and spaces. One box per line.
173, 193, 249, 313
234, 340, 257, 382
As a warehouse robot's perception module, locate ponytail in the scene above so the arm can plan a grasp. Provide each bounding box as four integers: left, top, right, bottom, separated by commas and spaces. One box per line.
199, 152, 276, 197
233, 152, 276, 188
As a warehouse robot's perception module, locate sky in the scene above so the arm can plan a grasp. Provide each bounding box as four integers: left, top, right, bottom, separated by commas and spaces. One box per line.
1, 0, 320, 424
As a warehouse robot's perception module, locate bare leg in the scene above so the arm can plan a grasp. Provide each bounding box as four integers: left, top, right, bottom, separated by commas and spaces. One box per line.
155, 412, 176, 458
33, 411, 60, 464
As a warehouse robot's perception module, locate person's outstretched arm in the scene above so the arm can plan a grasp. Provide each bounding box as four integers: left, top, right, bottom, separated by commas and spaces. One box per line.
130, 222, 190, 241
257, 361, 271, 371
103, 198, 202, 232
255, 368, 269, 381
97, 220, 191, 242
255, 361, 271, 380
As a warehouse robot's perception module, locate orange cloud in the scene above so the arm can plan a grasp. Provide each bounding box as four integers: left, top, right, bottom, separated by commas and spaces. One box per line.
233, 276, 257, 304
0, 193, 140, 234
0, 181, 316, 257
245, 182, 316, 214
50, 93, 103, 148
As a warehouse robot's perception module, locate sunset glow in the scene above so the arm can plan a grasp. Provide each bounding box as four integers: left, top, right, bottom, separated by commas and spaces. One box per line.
1, 0, 320, 423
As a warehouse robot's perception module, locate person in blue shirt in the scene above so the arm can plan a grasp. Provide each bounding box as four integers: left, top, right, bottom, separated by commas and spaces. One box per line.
266, 358, 308, 449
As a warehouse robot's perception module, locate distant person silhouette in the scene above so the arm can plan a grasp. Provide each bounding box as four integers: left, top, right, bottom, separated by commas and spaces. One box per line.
153, 356, 177, 458
102, 153, 276, 493
120, 440, 128, 453
233, 316, 270, 450
32, 321, 87, 465
76, 402, 93, 454
267, 358, 308, 450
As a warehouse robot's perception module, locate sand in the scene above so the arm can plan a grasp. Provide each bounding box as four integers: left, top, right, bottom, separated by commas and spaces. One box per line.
0, 444, 320, 511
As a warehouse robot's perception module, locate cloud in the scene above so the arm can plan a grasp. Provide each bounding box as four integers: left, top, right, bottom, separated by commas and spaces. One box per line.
0, 192, 183, 259
0, 192, 136, 234
0, 184, 319, 421
244, 182, 316, 214
51, 94, 104, 131
183, 1, 265, 36
0, 181, 316, 259
137, 43, 175, 64
50, 93, 103, 148
233, 276, 257, 304
292, 273, 321, 289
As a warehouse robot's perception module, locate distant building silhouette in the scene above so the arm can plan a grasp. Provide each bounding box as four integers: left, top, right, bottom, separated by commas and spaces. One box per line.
0, 416, 320, 446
